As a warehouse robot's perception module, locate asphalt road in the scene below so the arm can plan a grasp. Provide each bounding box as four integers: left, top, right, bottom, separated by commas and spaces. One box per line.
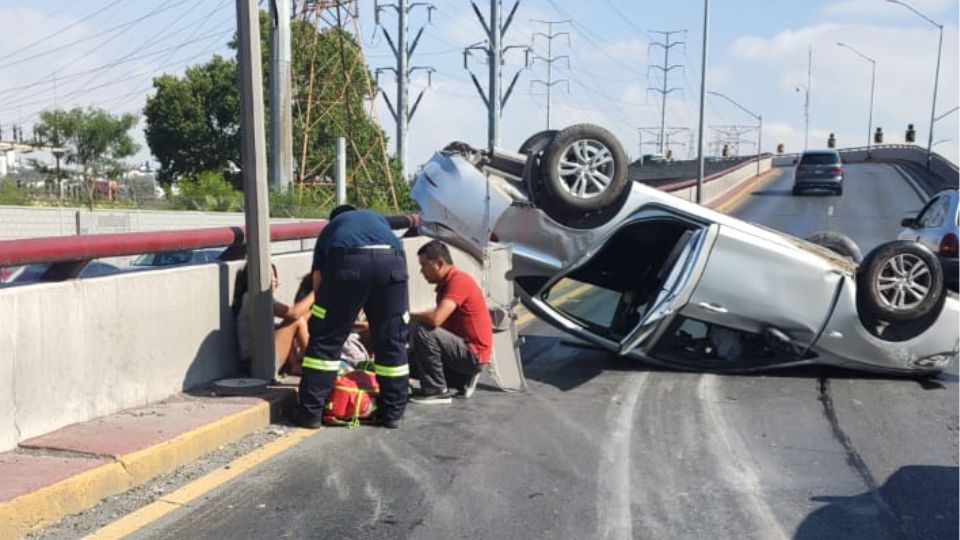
128, 163, 957, 540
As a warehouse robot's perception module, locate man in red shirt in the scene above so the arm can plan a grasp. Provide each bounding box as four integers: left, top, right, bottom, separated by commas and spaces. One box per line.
409, 240, 493, 403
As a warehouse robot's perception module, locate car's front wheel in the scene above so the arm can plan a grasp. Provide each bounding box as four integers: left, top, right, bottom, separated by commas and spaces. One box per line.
857, 241, 944, 322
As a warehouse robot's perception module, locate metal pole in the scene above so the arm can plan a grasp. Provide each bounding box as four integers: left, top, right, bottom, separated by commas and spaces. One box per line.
926, 24, 943, 169
757, 116, 762, 180
546, 21, 552, 130
336, 136, 347, 205
805, 45, 811, 151
269, 0, 292, 192
659, 33, 670, 156
237, 0, 274, 382
397, 0, 409, 176
488, 0, 501, 151
867, 60, 875, 157
695, 0, 709, 204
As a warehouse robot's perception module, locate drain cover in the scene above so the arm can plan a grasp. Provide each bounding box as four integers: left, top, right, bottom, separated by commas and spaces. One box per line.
212, 378, 269, 396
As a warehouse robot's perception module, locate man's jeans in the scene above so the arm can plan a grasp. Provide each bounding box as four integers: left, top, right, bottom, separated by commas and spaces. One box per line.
409, 323, 480, 392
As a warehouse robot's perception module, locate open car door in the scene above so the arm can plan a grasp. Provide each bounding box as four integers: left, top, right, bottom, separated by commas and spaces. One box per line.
525, 210, 714, 355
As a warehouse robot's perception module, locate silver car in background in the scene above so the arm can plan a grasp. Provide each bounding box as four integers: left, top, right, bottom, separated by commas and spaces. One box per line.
792, 149, 845, 196
899, 188, 959, 291
412, 124, 957, 376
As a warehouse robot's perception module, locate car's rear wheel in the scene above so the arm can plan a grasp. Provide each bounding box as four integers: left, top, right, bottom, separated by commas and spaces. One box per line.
533, 124, 629, 225
805, 231, 862, 263
519, 130, 558, 155
835, 185, 843, 196
857, 240, 944, 322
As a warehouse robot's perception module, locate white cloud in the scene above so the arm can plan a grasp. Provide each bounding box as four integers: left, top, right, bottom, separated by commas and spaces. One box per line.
731, 22, 958, 163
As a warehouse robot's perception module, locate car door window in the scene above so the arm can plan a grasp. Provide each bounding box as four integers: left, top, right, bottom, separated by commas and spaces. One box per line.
539, 219, 702, 345
916, 196, 948, 228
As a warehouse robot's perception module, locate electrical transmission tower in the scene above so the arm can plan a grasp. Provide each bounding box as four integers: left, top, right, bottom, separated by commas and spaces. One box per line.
647, 29, 686, 156
637, 126, 690, 161
464, 0, 530, 151
293, 0, 401, 209
710, 125, 757, 157
374, 0, 436, 177
529, 19, 570, 130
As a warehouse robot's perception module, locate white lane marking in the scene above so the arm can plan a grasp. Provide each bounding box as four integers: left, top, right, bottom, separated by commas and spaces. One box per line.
828, 205, 835, 216
698, 374, 788, 540
597, 372, 649, 540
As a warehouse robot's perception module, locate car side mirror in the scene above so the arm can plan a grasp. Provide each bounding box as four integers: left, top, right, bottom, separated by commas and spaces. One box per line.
901, 217, 916, 228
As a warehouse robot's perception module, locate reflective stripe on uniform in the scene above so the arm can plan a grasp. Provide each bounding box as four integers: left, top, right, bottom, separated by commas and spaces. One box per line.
373, 363, 409, 377
302, 356, 340, 371
311, 305, 327, 319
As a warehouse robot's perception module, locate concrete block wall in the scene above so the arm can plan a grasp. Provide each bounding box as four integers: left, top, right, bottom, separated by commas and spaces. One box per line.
667, 157, 773, 203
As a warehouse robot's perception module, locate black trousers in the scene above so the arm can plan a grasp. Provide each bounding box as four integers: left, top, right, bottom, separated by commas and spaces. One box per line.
300, 249, 410, 423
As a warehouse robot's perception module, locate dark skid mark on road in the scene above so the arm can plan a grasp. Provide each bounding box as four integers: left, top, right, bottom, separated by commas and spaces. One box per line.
817, 377, 908, 538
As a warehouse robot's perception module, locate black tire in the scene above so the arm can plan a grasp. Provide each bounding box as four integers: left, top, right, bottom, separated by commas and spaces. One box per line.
857, 240, 944, 322
538, 124, 629, 216
835, 185, 843, 196
518, 130, 559, 155
805, 231, 863, 263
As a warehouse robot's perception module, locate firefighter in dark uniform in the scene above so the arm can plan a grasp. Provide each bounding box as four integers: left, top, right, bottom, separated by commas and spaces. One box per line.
294, 205, 410, 429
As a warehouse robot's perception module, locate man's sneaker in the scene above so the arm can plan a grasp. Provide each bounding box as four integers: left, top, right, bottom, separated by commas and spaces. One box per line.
455, 372, 481, 399
380, 418, 402, 429
409, 388, 453, 404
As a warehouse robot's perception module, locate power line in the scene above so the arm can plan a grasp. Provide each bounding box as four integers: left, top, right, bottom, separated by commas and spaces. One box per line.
0, 0, 127, 63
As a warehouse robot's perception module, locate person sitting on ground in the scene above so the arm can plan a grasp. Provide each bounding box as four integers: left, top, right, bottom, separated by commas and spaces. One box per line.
232, 263, 314, 376
409, 240, 493, 403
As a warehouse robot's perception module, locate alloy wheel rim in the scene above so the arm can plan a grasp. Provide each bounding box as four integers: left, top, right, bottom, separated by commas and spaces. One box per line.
875, 253, 931, 310
557, 139, 616, 200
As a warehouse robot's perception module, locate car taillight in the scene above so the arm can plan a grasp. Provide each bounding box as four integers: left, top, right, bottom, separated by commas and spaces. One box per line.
831, 166, 844, 175
939, 233, 958, 257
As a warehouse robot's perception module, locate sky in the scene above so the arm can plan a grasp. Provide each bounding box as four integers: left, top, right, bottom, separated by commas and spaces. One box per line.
0, 0, 957, 174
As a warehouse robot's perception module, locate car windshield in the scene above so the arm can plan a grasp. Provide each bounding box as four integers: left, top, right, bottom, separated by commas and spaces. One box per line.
800, 153, 839, 165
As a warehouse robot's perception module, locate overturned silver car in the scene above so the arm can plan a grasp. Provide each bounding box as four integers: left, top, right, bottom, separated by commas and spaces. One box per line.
411, 124, 959, 375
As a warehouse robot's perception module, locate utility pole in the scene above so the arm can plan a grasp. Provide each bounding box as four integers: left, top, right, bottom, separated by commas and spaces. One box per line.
269, 0, 292, 192
236, 0, 274, 382
530, 19, 570, 130
465, 0, 529, 151
796, 45, 812, 151
648, 29, 686, 156
375, 0, 436, 178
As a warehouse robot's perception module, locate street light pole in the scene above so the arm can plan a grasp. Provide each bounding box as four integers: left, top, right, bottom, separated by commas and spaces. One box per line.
695, 0, 710, 204
887, 0, 942, 169
836, 42, 876, 157
708, 90, 762, 180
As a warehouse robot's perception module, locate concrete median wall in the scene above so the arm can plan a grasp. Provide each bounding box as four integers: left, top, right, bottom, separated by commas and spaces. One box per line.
0, 252, 313, 453
664, 156, 773, 203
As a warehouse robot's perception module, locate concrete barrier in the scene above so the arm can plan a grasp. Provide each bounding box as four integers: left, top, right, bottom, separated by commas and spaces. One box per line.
662, 156, 773, 204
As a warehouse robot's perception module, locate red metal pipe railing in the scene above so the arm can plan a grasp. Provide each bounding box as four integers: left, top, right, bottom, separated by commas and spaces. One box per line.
0, 214, 421, 267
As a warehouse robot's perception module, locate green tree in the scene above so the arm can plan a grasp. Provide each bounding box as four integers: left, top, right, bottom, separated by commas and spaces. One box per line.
144, 55, 241, 186
35, 107, 138, 206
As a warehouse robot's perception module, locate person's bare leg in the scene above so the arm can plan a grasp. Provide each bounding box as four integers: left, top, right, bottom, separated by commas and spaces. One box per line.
274, 319, 299, 374
286, 316, 308, 375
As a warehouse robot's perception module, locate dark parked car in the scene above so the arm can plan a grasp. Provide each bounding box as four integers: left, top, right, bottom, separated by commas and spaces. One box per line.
793, 149, 844, 196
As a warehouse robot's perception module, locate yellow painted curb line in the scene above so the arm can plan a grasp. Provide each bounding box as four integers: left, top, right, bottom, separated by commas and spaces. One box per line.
516, 282, 592, 327
84, 428, 316, 540
0, 398, 285, 539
